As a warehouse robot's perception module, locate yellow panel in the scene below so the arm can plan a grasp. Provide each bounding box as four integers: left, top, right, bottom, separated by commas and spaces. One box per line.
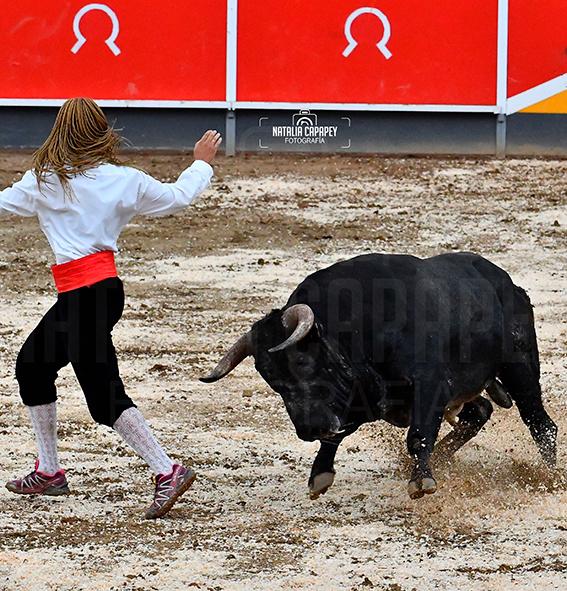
522, 90, 567, 114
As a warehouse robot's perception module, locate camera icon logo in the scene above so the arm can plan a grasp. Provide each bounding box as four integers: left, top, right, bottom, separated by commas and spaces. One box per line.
293, 110, 318, 126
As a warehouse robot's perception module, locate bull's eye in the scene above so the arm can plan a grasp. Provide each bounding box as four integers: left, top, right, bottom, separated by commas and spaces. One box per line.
290, 354, 314, 376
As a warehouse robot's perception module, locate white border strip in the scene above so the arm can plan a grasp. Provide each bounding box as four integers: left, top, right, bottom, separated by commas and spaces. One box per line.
506, 74, 567, 114
234, 102, 497, 113
0, 99, 229, 108
0, 99, 498, 112
496, 0, 509, 113
226, 0, 238, 107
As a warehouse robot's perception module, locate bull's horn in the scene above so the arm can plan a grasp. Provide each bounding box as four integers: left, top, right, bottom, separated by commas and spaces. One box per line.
268, 304, 315, 353
200, 332, 252, 383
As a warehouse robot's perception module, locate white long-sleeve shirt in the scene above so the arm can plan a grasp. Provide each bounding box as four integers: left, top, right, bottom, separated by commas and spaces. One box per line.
0, 160, 213, 264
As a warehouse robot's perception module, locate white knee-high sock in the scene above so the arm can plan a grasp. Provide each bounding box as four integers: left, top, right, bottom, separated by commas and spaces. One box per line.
113, 407, 174, 475
27, 402, 61, 475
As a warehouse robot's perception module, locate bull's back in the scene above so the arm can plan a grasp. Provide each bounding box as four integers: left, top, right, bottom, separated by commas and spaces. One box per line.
288, 251, 513, 315
286, 252, 511, 369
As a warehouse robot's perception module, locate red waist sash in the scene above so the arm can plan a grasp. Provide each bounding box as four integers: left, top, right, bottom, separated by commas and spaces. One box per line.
51, 251, 118, 293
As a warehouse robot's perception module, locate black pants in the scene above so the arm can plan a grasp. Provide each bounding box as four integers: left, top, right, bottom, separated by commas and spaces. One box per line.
16, 277, 135, 427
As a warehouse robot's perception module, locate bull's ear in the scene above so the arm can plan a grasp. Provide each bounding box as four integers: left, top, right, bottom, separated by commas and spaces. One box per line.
268, 304, 315, 353
200, 333, 252, 383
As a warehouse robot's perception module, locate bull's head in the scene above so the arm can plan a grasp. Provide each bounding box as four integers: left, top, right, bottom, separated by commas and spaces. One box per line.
200, 304, 365, 441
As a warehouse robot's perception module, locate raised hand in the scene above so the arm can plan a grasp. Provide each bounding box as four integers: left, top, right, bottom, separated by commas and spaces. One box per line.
194, 130, 222, 164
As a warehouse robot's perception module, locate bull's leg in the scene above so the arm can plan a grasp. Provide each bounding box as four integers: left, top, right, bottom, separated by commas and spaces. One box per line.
499, 363, 557, 467
309, 439, 341, 500
434, 397, 494, 461
406, 376, 450, 499
499, 289, 557, 466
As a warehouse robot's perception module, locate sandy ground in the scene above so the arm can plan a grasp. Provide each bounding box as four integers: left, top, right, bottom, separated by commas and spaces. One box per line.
0, 153, 565, 591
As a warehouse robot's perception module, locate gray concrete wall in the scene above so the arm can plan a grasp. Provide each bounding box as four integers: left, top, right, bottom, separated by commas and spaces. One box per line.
0, 107, 226, 150
506, 114, 567, 157
236, 111, 497, 155
0, 107, 565, 157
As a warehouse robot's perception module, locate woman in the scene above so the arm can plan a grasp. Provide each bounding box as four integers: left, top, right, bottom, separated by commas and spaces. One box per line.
0, 97, 222, 519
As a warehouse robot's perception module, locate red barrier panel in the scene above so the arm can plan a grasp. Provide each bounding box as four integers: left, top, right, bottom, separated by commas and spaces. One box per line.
3, 1, 564, 111
0, 0, 227, 102
508, 0, 567, 98
237, 0, 499, 106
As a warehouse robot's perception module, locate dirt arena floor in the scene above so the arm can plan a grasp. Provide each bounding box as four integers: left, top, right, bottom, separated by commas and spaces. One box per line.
0, 152, 565, 591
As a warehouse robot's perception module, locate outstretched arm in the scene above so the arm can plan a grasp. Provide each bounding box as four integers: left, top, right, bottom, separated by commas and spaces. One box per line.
0, 171, 37, 217
136, 130, 222, 217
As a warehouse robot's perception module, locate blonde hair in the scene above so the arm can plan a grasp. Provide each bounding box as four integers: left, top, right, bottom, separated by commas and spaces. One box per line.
32, 97, 125, 194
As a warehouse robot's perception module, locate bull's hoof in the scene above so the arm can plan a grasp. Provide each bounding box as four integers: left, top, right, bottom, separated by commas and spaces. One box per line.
408, 476, 437, 500
540, 446, 557, 469
309, 472, 335, 500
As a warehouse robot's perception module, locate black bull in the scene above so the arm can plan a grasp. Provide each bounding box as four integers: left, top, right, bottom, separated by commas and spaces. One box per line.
201, 253, 557, 500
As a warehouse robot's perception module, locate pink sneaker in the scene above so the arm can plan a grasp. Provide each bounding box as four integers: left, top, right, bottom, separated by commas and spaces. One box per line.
5, 460, 70, 496
145, 464, 196, 519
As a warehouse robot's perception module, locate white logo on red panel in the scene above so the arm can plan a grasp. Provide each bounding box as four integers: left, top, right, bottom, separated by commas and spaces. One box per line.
71, 3, 121, 56
343, 7, 392, 59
